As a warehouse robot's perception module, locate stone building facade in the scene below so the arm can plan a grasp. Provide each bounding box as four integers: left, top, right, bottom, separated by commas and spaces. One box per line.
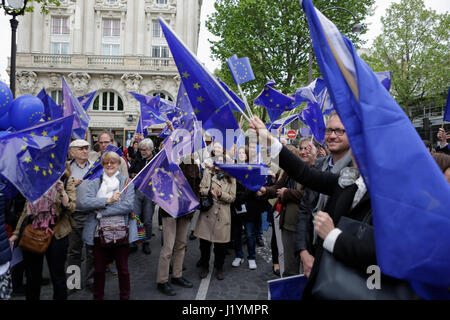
14, 0, 203, 147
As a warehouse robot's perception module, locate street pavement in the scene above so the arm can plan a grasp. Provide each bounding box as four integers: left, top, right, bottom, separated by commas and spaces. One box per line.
12, 208, 279, 300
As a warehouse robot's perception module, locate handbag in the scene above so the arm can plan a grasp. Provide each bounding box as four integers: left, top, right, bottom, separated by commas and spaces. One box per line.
98, 215, 129, 247
199, 178, 213, 212
311, 213, 421, 300
18, 220, 61, 255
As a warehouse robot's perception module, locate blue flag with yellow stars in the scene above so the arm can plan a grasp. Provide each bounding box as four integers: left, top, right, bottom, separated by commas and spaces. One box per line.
444, 87, 450, 122
163, 116, 205, 164
130, 92, 168, 128
77, 91, 97, 111
217, 78, 246, 114
300, 102, 326, 144
130, 92, 180, 121
132, 149, 199, 218
0, 115, 74, 203
254, 80, 299, 122
159, 18, 239, 141
267, 114, 299, 131
226, 54, 255, 85
37, 88, 63, 122
175, 82, 196, 120
82, 144, 123, 180
62, 77, 90, 139
302, 0, 450, 299
135, 116, 149, 138
214, 163, 271, 192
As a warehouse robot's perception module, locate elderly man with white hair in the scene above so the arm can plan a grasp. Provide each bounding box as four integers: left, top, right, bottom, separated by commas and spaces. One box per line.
66, 139, 95, 294
129, 138, 156, 255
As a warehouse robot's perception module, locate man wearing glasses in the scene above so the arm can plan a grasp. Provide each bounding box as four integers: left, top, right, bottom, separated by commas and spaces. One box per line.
295, 111, 353, 278
89, 131, 129, 178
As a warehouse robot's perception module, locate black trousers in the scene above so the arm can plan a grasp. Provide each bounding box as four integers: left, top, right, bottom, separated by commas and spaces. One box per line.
23, 236, 69, 300
199, 239, 227, 270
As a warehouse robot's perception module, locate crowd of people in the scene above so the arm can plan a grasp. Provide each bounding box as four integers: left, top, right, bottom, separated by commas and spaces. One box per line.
0, 114, 449, 300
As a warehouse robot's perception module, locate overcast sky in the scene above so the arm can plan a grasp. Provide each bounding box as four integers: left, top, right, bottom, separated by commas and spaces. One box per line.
0, 0, 448, 83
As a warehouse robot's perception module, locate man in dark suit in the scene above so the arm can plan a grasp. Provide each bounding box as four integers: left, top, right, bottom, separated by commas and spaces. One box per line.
295, 111, 353, 278
250, 116, 375, 299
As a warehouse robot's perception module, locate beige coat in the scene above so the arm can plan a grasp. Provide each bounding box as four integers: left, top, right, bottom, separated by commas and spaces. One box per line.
14, 177, 77, 240
194, 168, 236, 243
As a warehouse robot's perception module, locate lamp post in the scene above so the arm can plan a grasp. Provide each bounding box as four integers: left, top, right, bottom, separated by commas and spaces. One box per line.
308, 6, 362, 83
2, 0, 28, 98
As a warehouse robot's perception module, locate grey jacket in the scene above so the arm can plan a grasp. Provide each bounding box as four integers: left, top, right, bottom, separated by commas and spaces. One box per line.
78, 174, 137, 246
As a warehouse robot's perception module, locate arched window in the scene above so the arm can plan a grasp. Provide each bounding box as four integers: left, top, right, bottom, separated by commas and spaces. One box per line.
152, 92, 174, 102
92, 91, 124, 111
50, 90, 63, 105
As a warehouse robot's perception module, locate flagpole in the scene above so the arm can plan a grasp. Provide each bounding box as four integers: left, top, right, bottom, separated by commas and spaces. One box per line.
236, 83, 255, 119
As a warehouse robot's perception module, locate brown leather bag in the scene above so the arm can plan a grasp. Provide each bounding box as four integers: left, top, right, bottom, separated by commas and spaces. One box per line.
18, 221, 61, 255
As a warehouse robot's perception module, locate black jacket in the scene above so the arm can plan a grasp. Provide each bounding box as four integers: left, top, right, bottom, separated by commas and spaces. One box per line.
277, 146, 375, 299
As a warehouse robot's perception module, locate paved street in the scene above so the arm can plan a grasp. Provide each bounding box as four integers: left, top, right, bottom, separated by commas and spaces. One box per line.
13, 208, 278, 301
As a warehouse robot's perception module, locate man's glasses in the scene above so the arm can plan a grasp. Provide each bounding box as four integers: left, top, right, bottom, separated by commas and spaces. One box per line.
325, 128, 346, 136
99, 141, 111, 144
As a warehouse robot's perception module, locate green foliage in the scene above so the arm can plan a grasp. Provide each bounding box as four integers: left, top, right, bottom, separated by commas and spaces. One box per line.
25, 0, 61, 14
362, 0, 449, 117
206, 0, 374, 121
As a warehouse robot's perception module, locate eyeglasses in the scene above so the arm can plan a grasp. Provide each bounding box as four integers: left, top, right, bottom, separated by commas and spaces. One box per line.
325, 128, 346, 136
103, 161, 118, 166
99, 141, 111, 144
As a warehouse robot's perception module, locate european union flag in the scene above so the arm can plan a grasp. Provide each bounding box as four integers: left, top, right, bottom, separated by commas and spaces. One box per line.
0, 115, 74, 203
130, 92, 179, 121
254, 80, 299, 122
214, 163, 270, 192
132, 149, 199, 218
77, 91, 97, 111
300, 127, 312, 137
267, 114, 299, 131
226, 54, 255, 85
135, 116, 149, 138
375, 71, 392, 92
130, 92, 167, 130
302, 0, 450, 299
83, 145, 123, 180
37, 88, 63, 121
300, 102, 326, 144
268, 274, 308, 300
159, 18, 240, 144
293, 78, 333, 115
175, 82, 196, 120
163, 116, 205, 164
62, 77, 90, 139
217, 78, 246, 114
444, 87, 450, 122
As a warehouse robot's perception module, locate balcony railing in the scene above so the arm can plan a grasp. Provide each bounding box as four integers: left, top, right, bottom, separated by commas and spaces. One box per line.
33, 54, 71, 64
87, 56, 124, 66
140, 58, 172, 68
21, 53, 177, 71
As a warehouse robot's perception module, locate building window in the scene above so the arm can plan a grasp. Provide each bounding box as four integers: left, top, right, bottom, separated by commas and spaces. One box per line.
103, 19, 120, 37
152, 92, 173, 102
156, 0, 167, 4
152, 46, 169, 58
50, 90, 62, 105
92, 91, 124, 111
51, 42, 69, 54
102, 19, 120, 56
52, 17, 70, 35
107, 0, 117, 3
152, 20, 162, 38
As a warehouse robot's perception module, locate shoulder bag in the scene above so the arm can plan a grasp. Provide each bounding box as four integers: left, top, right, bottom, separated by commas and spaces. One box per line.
199, 177, 213, 212
311, 213, 421, 300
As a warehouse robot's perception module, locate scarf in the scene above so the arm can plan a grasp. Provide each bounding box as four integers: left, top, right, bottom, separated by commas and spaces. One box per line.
97, 171, 120, 198
27, 184, 58, 233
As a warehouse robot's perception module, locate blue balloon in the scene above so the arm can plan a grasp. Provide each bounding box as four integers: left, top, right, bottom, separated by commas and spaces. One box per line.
9, 95, 45, 130
0, 112, 11, 130
0, 81, 13, 117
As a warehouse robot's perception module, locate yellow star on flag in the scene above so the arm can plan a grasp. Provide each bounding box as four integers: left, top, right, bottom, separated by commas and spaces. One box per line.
182, 71, 190, 79
197, 96, 204, 103
24, 156, 31, 163
42, 130, 48, 136
34, 165, 40, 173
52, 136, 58, 142
193, 83, 201, 90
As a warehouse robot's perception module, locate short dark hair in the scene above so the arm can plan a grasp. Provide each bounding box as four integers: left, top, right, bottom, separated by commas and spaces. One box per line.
98, 131, 114, 142
432, 152, 450, 173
